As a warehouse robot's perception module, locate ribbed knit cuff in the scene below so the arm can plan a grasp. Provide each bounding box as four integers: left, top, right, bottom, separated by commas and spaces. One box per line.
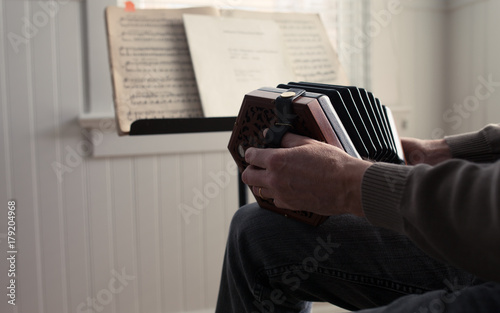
361, 163, 412, 234
445, 130, 492, 162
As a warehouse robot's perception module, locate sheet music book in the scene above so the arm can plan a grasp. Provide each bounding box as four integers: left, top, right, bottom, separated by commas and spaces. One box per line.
105, 6, 347, 135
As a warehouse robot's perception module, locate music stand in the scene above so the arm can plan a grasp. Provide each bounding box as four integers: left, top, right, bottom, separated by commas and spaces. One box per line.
129, 117, 248, 207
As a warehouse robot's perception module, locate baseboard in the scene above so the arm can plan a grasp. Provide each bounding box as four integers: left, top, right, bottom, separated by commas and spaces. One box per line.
313, 303, 351, 313
181, 310, 213, 313
179, 304, 350, 313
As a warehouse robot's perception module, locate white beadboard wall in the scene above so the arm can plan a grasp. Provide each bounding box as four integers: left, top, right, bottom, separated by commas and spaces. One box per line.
1, 1, 500, 313
0, 1, 239, 313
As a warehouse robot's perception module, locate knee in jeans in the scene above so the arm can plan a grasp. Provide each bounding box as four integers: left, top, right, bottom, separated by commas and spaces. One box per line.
229, 203, 264, 235
227, 203, 278, 247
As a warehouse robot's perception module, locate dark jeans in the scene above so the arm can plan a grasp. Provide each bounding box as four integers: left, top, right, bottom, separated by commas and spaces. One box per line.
215, 203, 500, 312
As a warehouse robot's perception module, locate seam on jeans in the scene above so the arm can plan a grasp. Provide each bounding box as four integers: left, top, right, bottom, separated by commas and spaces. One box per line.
314, 267, 427, 294
253, 279, 264, 300
254, 263, 429, 299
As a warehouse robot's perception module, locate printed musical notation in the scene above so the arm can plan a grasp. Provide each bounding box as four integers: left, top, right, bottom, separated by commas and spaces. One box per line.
106, 6, 347, 134
106, 6, 218, 134
221, 10, 348, 84
183, 14, 295, 117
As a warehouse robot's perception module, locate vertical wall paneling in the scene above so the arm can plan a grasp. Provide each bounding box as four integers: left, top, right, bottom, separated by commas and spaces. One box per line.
134, 156, 162, 313
153, 155, 163, 311
0, 0, 11, 312
111, 158, 140, 313
32, 2, 70, 312
87, 157, 115, 313
0, 1, 13, 311
106, 159, 116, 313
202, 152, 230, 307
159, 154, 184, 312
181, 154, 205, 311
222, 152, 239, 251
0, 0, 11, 199
56, 2, 92, 311
6, 2, 43, 313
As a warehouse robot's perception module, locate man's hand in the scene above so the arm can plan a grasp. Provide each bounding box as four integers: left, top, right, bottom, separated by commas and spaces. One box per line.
241, 133, 372, 217
401, 137, 452, 165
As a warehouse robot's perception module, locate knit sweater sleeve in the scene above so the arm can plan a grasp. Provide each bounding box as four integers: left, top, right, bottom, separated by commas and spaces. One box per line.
361, 124, 500, 282
445, 124, 500, 162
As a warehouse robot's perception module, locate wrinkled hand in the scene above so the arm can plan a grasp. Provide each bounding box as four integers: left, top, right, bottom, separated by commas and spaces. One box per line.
401, 137, 452, 165
242, 133, 372, 217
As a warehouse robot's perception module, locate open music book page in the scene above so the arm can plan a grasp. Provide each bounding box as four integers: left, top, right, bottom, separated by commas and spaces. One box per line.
106, 7, 348, 133
183, 10, 349, 117
221, 9, 349, 86
183, 14, 295, 117
105, 6, 219, 135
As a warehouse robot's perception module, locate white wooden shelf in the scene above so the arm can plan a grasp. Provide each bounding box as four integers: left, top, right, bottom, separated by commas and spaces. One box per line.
78, 113, 232, 157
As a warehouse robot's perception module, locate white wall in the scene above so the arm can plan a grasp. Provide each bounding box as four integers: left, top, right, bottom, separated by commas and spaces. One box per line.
446, 0, 500, 135
370, 0, 447, 139
0, 1, 238, 313
1, 1, 500, 313
371, 0, 500, 139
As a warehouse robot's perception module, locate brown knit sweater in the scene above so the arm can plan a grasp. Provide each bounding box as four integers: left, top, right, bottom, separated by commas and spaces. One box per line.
361, 124, 500, 282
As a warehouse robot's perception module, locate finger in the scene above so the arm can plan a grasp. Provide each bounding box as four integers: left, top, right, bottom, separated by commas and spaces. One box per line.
241, 165, 268, 188
252, 186, 272, 200
244, 147, 277, 169
263, 128, 314, 148
280, 132, 315, 148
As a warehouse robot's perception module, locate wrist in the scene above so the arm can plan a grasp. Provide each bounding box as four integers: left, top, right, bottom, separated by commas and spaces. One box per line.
425, 139, 452, 165
349, 159, 372, 217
